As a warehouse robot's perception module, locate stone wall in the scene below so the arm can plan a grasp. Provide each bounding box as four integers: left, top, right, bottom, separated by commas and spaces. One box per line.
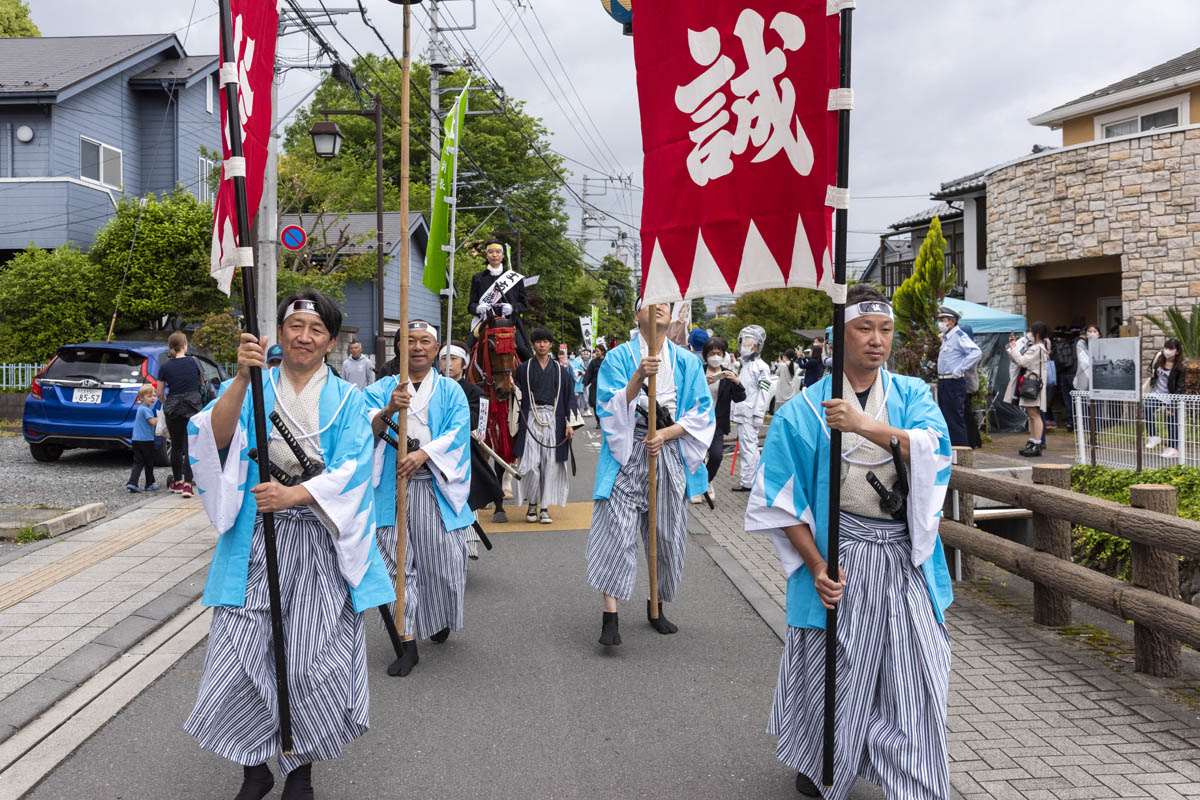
987, 127, 1200, 358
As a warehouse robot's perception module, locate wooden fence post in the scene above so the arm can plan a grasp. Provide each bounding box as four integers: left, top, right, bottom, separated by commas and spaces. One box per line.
1032, 464, 1073, 627
1129, 484, 1181, 677
944, 446, 976, 581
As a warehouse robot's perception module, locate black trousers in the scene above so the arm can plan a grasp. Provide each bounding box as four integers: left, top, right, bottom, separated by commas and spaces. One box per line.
706, 428, 726, 483
937, 378, 968, 447
165, 413, 193, 484
128, 440, 156, 487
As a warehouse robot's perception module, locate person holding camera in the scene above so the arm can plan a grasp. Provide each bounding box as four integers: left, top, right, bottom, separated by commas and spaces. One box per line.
700, 337, 746, 502
1003, 322, 1051, 457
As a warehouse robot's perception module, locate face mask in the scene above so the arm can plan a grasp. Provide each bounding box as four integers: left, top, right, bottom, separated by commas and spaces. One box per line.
740, 345, 755, 358
707, 355, 724, 368
1087, 332, 1099, 340
937, 321, 949, 334
1164, 349, 1177, 359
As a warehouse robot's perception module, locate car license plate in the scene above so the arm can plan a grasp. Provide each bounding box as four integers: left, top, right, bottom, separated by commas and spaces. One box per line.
73, 388, 103, 404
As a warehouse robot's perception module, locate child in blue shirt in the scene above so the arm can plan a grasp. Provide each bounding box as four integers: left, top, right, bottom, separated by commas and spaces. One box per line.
127, 384, 159, 492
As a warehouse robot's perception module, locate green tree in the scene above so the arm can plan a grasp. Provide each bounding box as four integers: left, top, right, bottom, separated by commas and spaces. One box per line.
0, 245, 105, 362
282, 55, 592, 337
711, 288, 833, 360
191, 312, 242, 365
891, 217, 956, 379
0, 0, 39, 37
90, 188, 229, 332
691, 296, 708, 323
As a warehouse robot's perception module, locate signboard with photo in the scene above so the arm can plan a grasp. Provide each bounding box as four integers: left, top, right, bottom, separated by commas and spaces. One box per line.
1089, 337, 1141, 401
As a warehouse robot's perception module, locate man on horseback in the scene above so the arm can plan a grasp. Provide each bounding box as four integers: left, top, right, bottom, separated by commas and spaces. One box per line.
468, 238, 533, 362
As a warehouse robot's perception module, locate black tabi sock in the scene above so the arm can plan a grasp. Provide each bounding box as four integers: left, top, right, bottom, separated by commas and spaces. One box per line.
647, 600, 679, 634
430, 626, 450, 644
598, 611, 621, 646
281, 763, 314, 800
388, 639, 420, 676
234, 764, 274, 800
794, 772, 821, 797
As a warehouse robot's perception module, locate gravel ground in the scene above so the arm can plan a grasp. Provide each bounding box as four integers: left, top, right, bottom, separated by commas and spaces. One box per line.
0, 434, 155, 556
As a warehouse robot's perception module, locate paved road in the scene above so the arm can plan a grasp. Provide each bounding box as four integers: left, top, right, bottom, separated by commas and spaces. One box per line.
0, 436, 150, 515
27, 528, 805, 798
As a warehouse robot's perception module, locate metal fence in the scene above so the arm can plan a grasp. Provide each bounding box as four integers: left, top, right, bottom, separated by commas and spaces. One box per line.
0, 363, 40, 391
1071, 391, 1200, 470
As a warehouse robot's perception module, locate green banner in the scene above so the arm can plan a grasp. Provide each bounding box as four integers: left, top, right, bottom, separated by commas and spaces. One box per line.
423, 82, 470, 293
591, 305, 600, 349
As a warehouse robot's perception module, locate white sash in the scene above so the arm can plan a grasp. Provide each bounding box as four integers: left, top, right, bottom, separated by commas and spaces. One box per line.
472, 269, 525, 330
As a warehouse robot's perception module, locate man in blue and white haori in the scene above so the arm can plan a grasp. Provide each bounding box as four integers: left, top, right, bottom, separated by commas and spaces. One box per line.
744, 285, 954, 800
365, 320, 473, 677
936, 304, 982, 448
730, 324, 771, 492
513, 327, 576, 524
586, 302, 715, 646
185, 290, 393, 800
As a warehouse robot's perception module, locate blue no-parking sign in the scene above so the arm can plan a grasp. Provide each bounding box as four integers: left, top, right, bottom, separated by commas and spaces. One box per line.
280, 225, 307, 251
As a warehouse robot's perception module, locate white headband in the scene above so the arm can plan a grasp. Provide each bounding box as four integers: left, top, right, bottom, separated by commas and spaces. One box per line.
283, 299, 321, 322
408, 320, 439, 341
844, 300, 893, 323
439, 344, 470, 365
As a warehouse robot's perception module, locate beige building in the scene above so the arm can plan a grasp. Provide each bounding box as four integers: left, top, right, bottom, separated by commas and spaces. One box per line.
987, 47, 1200, 357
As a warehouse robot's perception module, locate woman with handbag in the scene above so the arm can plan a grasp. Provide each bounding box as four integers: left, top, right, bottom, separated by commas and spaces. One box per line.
159, 331, 207, 497
1003, 322, 1051, 457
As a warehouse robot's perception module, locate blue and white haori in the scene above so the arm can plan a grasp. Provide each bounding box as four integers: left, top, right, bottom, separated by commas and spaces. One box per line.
744, 369, 955, 800
184, 366, 393, 776
586, 335, 714, 602
364, 372, 474, 639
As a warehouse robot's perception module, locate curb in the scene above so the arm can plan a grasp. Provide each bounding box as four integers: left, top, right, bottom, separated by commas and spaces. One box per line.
0, 562, 208, 746
688, 516, 787, 643
31, 503, 107, 538
0, 493, 165, 568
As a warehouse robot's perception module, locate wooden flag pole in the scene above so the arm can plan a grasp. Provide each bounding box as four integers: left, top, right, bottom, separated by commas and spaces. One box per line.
646, 304, 660, 619
216, 0, 292, 754
823, 4, 854, 790
392, 0, 414, 631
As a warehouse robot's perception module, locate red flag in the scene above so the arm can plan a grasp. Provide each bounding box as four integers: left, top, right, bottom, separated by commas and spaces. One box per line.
634, 1, 840, 305
210, 0, 279, 295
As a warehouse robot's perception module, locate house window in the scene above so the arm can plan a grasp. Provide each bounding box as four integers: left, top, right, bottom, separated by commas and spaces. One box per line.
198, 155, 216, 204
80, 137, 122, 189
206, 75, 214, 114
1096, 92, 1189, 140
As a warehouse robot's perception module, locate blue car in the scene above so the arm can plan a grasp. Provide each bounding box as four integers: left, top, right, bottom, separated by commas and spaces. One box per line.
23, 341, 228, 464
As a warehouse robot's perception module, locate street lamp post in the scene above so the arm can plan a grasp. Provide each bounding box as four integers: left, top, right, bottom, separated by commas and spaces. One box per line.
310, 95, 389, 374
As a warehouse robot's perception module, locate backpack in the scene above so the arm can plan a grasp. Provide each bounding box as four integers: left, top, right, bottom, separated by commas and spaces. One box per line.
1051, 336, 1077, 375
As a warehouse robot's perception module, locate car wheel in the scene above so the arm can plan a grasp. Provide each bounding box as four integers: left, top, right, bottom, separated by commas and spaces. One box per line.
154, 436, 172, 468
29, 442, 64, 462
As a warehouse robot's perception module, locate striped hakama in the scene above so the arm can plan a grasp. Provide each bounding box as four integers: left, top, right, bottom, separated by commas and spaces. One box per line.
768, 512, 951, 800
515, 404, 569, 509
586, 423, 688, 602
376, 470, 469, 639
185, 506, 370, 776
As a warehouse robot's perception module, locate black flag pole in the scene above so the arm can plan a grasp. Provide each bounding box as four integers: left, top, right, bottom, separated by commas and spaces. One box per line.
217, 0, 294, 754
823, 4, 854, 790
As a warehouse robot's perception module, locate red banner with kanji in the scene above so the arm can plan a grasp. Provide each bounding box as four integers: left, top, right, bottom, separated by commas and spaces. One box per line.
634, 1, 840, 305
210, 0, 278, 295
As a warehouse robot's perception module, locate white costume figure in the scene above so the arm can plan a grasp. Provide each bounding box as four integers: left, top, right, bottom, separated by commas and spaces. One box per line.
744, 295, 955, 800
731, 324, 771, 491
364, 320, 473, 677
586, 303, 715, 645
185, 294, 393, 799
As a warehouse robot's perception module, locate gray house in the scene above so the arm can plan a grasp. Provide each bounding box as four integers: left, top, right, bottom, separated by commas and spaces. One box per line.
0, 34, 220, 260
280, 211, 436, 357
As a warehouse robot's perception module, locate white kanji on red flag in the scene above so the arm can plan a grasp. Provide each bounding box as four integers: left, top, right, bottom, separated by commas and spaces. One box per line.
210, 0, 278, 295
635, 1, 840, 306
675, 10, 813, 187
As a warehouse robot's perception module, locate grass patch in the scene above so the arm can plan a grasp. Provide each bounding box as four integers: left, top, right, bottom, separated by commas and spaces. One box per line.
15, 524, 52, 544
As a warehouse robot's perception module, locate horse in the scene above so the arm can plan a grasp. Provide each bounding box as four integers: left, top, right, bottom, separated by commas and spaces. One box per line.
468, 314, 521, 465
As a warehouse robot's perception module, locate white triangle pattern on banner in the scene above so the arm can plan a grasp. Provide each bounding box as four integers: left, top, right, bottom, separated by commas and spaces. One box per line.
683, 229, 727, 300
787, 213, 821, 291
732, 220, 785, 295
641, 238, 682, 306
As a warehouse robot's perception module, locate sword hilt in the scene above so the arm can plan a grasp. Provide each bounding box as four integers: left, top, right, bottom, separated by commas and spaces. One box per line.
248, 448, 300, 487
269, 410, 321, 479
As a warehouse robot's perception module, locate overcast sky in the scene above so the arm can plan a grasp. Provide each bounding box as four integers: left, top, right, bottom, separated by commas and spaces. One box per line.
31, 0, 1200, 276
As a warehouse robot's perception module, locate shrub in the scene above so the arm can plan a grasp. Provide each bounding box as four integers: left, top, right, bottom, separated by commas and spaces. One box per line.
0, 245, 107, 362
191, 312, 242, 365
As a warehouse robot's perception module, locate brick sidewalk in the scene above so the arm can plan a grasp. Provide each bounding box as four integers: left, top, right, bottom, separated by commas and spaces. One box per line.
693, 444, 1200, 800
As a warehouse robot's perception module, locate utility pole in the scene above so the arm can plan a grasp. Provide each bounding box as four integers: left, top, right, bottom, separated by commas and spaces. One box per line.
256, 65, 279, 347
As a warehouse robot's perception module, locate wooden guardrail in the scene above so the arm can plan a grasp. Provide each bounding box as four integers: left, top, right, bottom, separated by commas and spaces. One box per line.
942, 449, 1197, 677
